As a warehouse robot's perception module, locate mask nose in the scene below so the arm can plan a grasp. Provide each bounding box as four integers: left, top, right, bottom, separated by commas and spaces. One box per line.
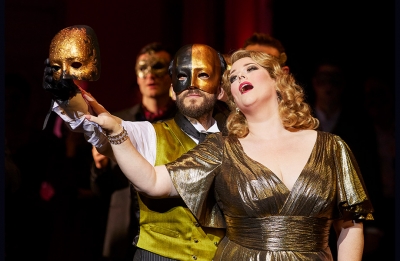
61, 70, 73, 80
61, 63, 73, 80
189, 72, 201, 90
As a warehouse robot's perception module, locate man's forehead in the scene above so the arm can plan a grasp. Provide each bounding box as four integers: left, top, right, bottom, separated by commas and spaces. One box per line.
138, 51, 171, 62
192, 44, 217, 56
175, 44, 220, 68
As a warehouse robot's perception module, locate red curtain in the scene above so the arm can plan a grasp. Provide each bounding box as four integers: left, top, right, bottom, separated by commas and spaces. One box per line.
223, 0, 273, 54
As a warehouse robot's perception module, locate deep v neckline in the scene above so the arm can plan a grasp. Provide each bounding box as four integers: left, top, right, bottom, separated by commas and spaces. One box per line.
235, 131, 319, 192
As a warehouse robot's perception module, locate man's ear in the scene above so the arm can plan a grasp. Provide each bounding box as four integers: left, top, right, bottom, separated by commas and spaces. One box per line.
217, 86, 227, 102
136, 76, 142, 88
282, 66, 290, 74
170, 85, 177, 101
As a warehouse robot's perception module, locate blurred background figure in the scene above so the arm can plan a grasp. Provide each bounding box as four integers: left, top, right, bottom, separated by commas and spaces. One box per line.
242, 32, 289, 73
363, 76, 395, 202
6, 69, 105, 261
5, 140, 23, 261
4, 72, 59, 261
309, 59, 384, 260
44, 96, 105, 261
90, 42, 177, 261
362, 75, 395, 261
5, 73, 32, 159
5, 73, 30, 261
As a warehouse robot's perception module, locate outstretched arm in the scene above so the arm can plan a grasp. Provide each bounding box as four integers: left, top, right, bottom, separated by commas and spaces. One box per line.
83, 92, 178, 198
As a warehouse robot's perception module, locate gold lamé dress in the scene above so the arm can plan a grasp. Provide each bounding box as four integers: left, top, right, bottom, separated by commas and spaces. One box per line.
166, 131, 374, 261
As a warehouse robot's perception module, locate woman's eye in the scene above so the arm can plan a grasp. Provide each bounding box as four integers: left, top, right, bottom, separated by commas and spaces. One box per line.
229, 75, 237, 83
247, 65, 258, 72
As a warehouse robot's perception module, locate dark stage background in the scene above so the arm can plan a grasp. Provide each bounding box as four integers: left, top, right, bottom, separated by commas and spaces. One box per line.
4, 0, 397, 260
5, 0, 394, 128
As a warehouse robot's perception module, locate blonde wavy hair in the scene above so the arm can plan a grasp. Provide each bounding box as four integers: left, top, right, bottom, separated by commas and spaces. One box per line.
222, 50, 319, 138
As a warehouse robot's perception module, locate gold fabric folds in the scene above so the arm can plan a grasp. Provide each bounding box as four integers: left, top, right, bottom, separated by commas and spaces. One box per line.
225, 216, 332, 251
167, 131, 374, 260
136, 118, 224, 260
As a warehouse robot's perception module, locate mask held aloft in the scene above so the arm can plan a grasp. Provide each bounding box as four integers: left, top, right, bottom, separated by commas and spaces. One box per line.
42, 25, 101, 130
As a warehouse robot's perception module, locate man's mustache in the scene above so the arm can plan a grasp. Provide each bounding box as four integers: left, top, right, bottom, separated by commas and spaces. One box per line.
184, 88, 204, 97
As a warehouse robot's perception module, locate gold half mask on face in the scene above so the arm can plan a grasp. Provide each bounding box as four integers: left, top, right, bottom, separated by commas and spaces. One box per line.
49, 25, 101, 81
135, 52, 169, 78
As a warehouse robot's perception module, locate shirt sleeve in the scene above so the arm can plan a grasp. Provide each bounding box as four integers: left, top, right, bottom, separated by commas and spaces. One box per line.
121, 120, 157, 165
333, 135, 375, 221
52, 99, 157, 164
52, 98, 108, 149
165, 133, 226, 228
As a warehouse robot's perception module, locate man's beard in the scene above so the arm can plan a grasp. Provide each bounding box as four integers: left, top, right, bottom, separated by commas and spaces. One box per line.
176, 89, 217, 119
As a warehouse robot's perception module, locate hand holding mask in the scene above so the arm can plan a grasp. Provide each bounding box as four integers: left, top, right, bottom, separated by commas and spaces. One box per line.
42, 25, 101, 129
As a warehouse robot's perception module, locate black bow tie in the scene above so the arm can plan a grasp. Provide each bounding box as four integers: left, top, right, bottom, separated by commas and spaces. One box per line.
174, 111, 208, 143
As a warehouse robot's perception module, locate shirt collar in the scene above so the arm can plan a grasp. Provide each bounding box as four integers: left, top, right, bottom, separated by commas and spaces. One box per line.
185, 116, 219, 133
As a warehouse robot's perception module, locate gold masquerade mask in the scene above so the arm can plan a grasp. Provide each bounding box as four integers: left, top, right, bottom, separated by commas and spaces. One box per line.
49, 25, 101, 81
135, 52, 169, 78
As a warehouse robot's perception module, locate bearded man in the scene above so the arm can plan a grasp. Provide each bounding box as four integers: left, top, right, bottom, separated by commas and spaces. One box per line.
43, 43, 230, 261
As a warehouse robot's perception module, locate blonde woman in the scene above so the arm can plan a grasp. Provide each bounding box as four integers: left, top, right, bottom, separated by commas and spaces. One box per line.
84, 50, 373, 261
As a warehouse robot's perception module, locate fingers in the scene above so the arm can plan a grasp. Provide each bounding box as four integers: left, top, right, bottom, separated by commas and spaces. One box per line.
84, 114, 100, 124
81, 94, 121, 134
94, 157, 108, 169
84, 114, 107, 127
82, 92, 95, 102
92, 146, 108, 169
78, 85, 89, 95
84, 111, 121, 136
83, 93, 108, 115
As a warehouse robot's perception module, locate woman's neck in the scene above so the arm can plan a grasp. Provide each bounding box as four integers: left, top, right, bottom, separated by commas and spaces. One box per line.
246, 114, 286, 140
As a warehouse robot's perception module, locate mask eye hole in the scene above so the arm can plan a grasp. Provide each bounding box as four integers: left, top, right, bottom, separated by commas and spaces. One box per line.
139, 65, 149, 72
152, 62, 165, 70
198, 72, 209, 79
177, 73, 187, 81
71, 62, 82, 69
52, 66, 61, 72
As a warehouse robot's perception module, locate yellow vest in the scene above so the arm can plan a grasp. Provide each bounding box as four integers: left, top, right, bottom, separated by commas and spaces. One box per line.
136, 118, 225, 260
